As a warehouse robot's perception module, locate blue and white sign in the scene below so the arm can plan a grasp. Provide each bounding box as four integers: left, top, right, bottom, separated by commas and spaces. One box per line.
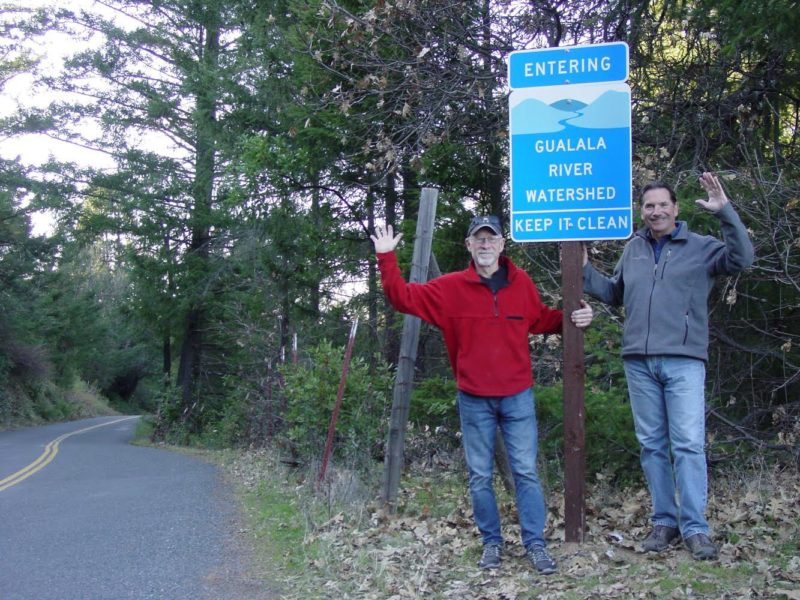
508, 42, 628, 89
508, 43, 632, 242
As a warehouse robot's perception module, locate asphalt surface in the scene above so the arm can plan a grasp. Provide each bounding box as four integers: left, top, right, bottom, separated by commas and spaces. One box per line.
0, 416, 277, 600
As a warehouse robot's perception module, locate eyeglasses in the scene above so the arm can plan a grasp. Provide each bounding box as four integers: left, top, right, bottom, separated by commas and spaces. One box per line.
471, 235, 503, 245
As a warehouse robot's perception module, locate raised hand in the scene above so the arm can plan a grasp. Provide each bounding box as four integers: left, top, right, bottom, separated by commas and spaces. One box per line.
696, 172, 729, 213
370, 223, 403, 254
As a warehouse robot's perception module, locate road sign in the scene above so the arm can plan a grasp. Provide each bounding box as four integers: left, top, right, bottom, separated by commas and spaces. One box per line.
508, 43, 632, 242
508, 42, 629, 89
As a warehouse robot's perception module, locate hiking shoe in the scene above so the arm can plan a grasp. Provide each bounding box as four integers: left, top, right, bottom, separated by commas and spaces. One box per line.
526, 544, 557, 574
642, 525, 680, 552
685, 533, 718, 560
478, 543, 502, 569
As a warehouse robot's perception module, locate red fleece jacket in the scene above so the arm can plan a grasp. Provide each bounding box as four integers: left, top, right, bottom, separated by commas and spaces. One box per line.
377, 251, 563, 396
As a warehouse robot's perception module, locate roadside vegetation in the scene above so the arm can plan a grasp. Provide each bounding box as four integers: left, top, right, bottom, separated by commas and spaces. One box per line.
221, 441, 799, 599
2, 1, 799, 596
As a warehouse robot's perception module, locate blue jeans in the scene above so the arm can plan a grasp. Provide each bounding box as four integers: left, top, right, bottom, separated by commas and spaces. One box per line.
624, 356, 710, 538
457, 388, 546, 549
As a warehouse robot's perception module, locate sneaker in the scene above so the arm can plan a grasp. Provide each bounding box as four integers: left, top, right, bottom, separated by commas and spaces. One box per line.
685, 533, 718, 560
526, 544, 556, 574
478, 543, 502, 569
642, 525, 680, 552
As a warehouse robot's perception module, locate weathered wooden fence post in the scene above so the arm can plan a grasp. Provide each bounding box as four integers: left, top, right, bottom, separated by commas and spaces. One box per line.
381, 188, 438, 511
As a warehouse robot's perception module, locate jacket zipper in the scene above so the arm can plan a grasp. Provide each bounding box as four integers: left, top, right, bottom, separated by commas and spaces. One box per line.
646, 245, 657, 353
659, 248, 672, 279
646, 243, 673, 352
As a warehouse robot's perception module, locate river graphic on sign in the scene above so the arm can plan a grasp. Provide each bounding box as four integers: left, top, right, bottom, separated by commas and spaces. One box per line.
509, 82, 632, 242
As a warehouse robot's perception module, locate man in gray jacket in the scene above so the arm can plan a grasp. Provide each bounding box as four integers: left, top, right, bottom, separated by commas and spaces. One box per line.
582, 172, 754, 560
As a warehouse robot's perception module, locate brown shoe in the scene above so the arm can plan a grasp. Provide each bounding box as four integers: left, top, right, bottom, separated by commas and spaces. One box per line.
642, 525, 680, 552
684, 533, 718, 560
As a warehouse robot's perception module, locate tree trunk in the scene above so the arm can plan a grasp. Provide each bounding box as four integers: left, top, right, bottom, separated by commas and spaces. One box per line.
175, 18, 220, 426
382, 172, 400, 364
176, 308, 202, 422
309, 174, 322, 317
367, 186, 379, 363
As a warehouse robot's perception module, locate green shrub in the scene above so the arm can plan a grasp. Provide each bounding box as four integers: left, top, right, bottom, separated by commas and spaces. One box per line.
409, 376, 458, 432
198, 383, 251, 448
279, 340, 392, 468
31, 382, 75, 421
150, 382, 191, 444
536, 382, 640, 483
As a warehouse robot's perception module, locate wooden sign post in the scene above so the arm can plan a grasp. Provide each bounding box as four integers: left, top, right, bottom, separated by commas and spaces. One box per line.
561, 241, 586, 541
381, 188, 438, 511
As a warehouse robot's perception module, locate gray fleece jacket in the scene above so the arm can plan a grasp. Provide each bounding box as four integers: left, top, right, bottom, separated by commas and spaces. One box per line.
583, 202, 754, 361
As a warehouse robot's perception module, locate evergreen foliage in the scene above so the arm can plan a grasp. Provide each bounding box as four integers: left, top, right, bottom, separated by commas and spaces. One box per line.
0, 0, 796, 472
279, 339, 392, 468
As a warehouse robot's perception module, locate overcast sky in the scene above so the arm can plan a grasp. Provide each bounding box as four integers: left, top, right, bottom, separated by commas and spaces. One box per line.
2, 1, 124, 234
1, 0, 115, 169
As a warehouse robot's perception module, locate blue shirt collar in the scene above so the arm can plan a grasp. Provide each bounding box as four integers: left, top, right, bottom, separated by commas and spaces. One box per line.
646, 221, 682, 242
647, 223, 681, 263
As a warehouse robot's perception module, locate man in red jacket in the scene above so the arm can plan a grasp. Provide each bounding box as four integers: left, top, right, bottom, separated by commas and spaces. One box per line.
371, 214, 593, 574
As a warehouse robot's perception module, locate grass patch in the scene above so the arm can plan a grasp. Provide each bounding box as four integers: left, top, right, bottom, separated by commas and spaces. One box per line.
131, 415, 155, 444
247, 483, 313, 572
225, 450, 379, 598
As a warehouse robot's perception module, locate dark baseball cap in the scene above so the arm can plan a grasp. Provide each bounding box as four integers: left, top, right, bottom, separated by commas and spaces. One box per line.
467, 215, 502, 237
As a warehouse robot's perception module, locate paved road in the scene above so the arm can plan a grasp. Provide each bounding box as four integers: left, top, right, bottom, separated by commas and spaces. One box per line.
0, 416, 277, 600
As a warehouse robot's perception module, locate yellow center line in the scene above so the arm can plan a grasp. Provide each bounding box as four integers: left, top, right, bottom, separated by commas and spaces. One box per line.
0, 416, 139, 493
